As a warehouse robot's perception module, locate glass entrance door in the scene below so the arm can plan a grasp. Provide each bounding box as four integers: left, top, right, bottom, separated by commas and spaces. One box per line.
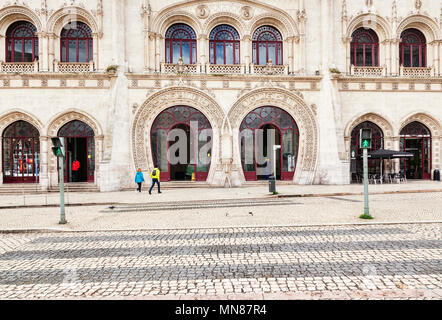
400, 137, 431, 180
400, 121, 432, 180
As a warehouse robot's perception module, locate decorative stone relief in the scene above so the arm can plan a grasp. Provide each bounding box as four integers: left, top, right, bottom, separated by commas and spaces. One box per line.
132, 103, 138, 114
196, 4, 209, 19
47, 111, 101, 137
240, 6, 253, 20
0, 111, 43, 136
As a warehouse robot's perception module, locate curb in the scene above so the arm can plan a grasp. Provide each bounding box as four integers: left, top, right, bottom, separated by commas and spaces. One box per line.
0, 189, 440, 210
0, 220, 441, 234
277, 189, 442, 198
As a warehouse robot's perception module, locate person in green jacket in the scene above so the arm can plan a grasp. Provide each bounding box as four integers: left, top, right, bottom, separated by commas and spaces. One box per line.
149, 167, 161, 194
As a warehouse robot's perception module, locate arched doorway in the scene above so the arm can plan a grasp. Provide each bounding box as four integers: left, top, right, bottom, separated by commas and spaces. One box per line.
151, 106, 212, 181
240, 106, 299, 181
400, 121, 431, 180
350, 121, 384, 182
2, 121, 40, 183
58, 120, 95, 182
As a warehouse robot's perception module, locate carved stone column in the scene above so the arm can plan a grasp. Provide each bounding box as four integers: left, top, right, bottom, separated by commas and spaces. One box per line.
198, 34, 207, 69
0, 35, 5, 62
93, 33, 99, 70
344, 37, 351, 73
432, 41, 439, 76
393, 137, 401, 174
39, 136, 49, 191
155, 33, 161, 72
391, 38, 400, 76
39, 32, 49, 72
148, 33, 155, 72
48, 34, 55, 72
286, 36, 294, 74
242, 35, 251, 73
384, 39, 391, 75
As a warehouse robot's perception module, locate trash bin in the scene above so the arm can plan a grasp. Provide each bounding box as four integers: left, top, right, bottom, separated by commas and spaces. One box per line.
434, 170, 440, 181
269, 177, 276, 193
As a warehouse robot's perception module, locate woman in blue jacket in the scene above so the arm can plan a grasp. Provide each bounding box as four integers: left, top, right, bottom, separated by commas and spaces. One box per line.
135, 168, 145, 192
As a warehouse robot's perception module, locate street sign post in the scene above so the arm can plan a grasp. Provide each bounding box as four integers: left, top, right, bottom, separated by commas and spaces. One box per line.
51, 137, 67, 224
360, 129, 372, 218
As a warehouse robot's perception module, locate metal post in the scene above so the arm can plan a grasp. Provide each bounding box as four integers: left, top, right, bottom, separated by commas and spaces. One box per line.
273, 145, 281, 193
363, 148, 370, 216
59, 156, 66, 224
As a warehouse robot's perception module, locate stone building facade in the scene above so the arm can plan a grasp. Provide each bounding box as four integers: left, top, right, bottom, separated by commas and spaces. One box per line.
0, 0, 440, 191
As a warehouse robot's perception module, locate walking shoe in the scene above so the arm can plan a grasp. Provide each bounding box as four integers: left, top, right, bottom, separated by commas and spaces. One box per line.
149, 190, 151, 195
158, 191, 162, 194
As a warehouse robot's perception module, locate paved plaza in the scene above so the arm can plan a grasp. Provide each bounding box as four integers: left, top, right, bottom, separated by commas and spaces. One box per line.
0, 191, 441, 231
0, 223, 441, 300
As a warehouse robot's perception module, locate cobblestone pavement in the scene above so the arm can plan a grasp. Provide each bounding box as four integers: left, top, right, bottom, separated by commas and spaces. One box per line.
0, 223, 441, 299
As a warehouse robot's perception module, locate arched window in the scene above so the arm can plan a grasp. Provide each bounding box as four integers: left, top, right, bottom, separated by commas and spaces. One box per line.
6, 21, 38, 62
60, 22, 93, 63
209, 25, 240, 65
165, 24, 197, 64
351, 28, 379, 67
252, 26, 283, 65
400, 29, 426, 67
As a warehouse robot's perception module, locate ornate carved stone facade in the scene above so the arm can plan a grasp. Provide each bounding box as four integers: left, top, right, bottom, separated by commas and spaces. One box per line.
0, 0, 440, 191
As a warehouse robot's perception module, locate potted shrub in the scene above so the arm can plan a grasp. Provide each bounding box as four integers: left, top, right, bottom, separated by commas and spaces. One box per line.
106, 65, 118, 74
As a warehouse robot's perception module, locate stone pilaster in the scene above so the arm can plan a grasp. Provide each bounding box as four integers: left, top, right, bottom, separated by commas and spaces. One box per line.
39, 136, 49, 191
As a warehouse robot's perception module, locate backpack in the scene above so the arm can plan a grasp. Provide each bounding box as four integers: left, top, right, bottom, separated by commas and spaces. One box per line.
152, 169, 157, 176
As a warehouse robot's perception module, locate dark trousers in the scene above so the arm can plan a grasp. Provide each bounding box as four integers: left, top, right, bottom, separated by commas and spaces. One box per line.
149, 178, 160, 193
73, 170, 79, 182
137, 182, 142, 192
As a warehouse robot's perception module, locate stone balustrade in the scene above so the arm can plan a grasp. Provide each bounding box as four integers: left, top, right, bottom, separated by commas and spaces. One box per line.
351, 65, 386, 77
206, 64, 245, 74
160, 63, 200, 74
251, 63, 288, 75
54, 60, 95, 73
0, 61, 38, 73
400, 66, 433, 78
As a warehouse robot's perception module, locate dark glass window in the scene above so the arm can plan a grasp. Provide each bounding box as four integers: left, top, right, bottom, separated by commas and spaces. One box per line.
400, 29, 426, 67
252, 26, 283, 65
209, 25, 240, 65
165, 24, 197, 64
60, 22, 93, 62
351, 28, 379, 67
6, 21, 38, 62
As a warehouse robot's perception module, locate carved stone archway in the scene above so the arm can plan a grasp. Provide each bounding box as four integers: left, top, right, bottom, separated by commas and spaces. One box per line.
132, 86, 226, 185
0, 110, 43, 136
47, 6, 99, 35
0, 5, 43, 35
344, 112, 394, 157
46, 110, 104, 187
228, 88, 318, 185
